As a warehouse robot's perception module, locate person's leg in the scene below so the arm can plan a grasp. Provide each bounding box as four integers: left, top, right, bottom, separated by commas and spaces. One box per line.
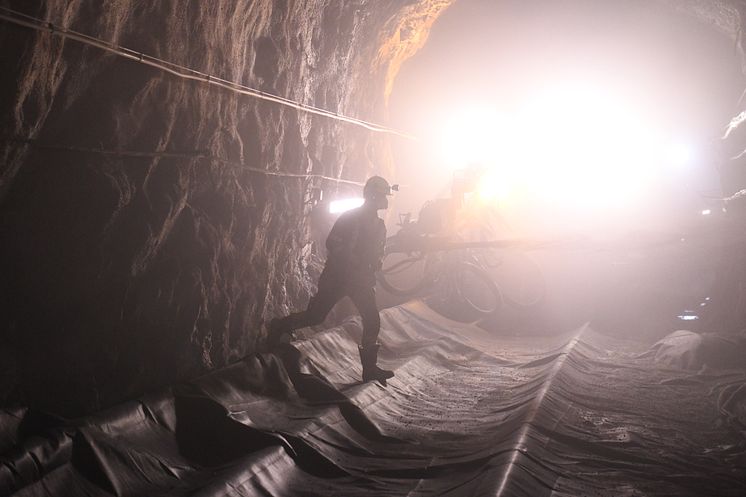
348, 286, 381, 348
268, 272, 343, 347
349, 286, 393, 384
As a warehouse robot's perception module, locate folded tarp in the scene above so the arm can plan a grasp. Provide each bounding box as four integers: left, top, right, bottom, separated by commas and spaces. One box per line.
2, 302, 745, 496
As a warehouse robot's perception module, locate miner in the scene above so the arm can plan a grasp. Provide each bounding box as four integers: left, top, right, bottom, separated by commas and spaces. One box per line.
267, 176, 395, 384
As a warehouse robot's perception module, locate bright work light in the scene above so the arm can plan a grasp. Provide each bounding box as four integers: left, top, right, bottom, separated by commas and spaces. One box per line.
329, 197, 364, 214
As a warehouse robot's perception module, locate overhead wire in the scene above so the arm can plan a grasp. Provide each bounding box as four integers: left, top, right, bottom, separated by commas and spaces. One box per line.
0, 6, 421, 187
0, 6, 416, 140
1, 136, 366, 186
722, 188, 746, 203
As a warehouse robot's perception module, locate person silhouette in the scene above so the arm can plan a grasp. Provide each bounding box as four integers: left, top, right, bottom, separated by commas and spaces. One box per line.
267, 176, 396, 384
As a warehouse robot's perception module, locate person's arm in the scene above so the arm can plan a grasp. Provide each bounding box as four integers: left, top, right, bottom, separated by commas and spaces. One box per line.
326, 214, 360, 266
325, 217, 346, 256
373, 220, 386, 272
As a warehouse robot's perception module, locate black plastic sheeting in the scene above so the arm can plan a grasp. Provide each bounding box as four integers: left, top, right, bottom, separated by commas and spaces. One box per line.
2, 302, 745, 496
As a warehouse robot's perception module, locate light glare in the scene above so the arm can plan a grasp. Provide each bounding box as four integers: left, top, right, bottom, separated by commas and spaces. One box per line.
664, 143, 695, 169
678, 315, 699, 321
329, 197, 364, 214
439, 106, 510, 167
438, 83, 682, 218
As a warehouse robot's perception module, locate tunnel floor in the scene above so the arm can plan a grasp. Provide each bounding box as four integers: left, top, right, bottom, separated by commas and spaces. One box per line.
2, 302, 745, 496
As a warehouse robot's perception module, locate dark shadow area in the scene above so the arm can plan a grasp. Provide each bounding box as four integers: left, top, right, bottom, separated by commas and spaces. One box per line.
173, 394, 281, 467
276, 344, 409, 445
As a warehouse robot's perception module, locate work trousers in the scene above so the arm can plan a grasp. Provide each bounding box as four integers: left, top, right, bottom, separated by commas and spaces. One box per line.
275, 268, 381, 347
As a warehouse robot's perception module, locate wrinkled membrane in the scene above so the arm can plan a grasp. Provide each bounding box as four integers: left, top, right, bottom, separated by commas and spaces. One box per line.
2, 302, 745, 496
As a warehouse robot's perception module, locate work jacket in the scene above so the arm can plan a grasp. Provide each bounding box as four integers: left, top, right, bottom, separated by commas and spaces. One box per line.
325, 205, 386, 288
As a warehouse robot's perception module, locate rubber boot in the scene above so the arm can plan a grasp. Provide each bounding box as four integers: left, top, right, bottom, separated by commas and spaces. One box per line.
359, 344, 394, 385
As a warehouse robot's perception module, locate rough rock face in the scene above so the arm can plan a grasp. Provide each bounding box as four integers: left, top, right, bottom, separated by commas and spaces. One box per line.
0, 0, 451, 416
0, 0, 745, 418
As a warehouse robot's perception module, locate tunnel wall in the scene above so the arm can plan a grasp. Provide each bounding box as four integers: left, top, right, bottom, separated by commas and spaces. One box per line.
0, 0, 451, 416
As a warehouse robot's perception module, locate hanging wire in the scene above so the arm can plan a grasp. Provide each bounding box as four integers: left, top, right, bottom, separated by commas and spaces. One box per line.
1, 136, 366, 185
723, 188, 746, 203
0, 6, 417, 140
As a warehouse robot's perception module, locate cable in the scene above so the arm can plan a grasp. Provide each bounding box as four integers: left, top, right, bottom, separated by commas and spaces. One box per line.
2, 136, 366, 185
0, 6, 417, 140
723, 188, 746, 203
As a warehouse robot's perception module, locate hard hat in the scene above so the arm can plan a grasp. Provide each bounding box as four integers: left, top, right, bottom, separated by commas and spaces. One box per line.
363, 176, 395, 199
